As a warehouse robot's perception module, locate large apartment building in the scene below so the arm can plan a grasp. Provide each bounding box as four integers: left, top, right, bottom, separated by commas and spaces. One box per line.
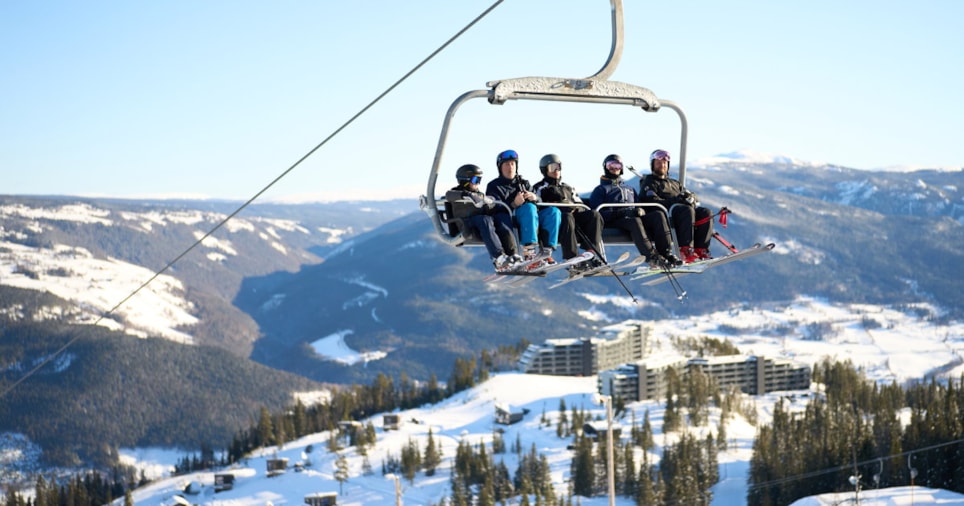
517, 320, 811, 402
599, 354, 811, 402
517, 321, 649, 376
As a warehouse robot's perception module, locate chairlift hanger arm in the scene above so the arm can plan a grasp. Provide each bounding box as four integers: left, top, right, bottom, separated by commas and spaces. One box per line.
420, 0, 690, 248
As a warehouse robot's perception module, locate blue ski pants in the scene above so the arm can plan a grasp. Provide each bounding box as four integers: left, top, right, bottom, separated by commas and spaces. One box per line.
515, 202, 560, 248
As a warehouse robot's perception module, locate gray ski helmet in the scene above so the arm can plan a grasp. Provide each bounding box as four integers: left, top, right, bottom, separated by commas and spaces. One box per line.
496, 149, 519, 169
539, 153, 562, 176
603, 154, 623, 175
456, 164, 483, 185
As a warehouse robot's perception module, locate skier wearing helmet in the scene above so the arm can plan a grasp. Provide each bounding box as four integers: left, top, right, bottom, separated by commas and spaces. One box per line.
485, 149, 561, 265
589, 154, 681, 268
639, 149, 714, 263
445, 163, 521, 271
532, 153, 607, 273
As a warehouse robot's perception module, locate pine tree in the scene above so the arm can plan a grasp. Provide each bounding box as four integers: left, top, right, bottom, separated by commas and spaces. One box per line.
256, 406, 274, 447
401, 437, 422, 483
334, 452, 350, 495
570, 435, 595, 497
327, 429, 342, 452
424, 428, 441, 476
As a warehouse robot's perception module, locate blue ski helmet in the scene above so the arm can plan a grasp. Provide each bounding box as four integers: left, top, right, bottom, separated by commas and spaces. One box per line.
496, 149, 519, 169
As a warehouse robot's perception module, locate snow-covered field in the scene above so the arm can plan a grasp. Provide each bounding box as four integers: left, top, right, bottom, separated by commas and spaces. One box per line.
112, 372, 963, 506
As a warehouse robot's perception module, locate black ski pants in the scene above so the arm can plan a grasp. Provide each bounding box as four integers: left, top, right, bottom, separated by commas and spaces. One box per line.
559, 210, 607, 263
669, 205, 714, 249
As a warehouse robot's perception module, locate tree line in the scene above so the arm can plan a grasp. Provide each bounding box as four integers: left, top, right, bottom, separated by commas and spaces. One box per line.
748, 358, 964, 505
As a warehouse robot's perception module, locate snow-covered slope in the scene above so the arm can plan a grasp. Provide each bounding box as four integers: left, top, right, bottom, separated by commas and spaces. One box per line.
115, 372, 964, 506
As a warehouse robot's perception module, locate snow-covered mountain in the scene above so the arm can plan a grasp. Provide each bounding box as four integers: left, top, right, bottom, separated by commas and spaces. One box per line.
0, 196, 412, 353
237, 159, 964, 385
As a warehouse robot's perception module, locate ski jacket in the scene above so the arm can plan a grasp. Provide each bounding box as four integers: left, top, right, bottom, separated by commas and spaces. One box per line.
639, 174, 693, 209
532, 177, 586, 213
485, 175, 537, 212
445, 186, 499, 219
589, 175, 639, 222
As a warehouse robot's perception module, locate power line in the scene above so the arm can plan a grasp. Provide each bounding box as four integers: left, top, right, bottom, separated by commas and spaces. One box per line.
746, 436, 964, 493
0, 0, 505, 400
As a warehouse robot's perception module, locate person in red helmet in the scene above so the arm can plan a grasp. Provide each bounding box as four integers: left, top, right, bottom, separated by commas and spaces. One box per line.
639, 149, 714, 263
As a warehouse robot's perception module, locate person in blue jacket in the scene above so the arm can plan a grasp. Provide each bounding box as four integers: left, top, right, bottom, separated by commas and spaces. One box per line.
485, 149, 561, 263
589, 154, 681, 267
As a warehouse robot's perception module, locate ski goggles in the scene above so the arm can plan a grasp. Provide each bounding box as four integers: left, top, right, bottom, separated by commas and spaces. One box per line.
650, 149, 671, 162
546, 162, 562, 171
469, 175, 482, 184
604, 160, 623, 170
497, 149, 519, 165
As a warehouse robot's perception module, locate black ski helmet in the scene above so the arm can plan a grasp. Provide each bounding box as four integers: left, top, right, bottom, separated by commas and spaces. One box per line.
602, 154, 623, 175
539, 153, 562, 176
496, 149, 519, 170
456, 164, 483, 186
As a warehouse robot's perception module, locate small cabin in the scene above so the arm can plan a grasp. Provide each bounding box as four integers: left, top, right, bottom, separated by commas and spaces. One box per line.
582, 421, 623, 441
214, 473, 235, 492
305, 492, 338, 506
494, 403, 528, 425
266, 457, 289, 477
383, 413, 401, 430
338, 420, 363, 436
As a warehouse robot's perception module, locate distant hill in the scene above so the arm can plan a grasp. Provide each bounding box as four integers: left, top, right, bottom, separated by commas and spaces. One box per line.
0, 315, 324, 469
237, 161, 964, 384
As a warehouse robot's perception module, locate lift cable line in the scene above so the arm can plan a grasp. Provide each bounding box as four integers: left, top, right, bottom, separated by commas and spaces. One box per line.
0, 0, 505, 401
744, 436, 964, 495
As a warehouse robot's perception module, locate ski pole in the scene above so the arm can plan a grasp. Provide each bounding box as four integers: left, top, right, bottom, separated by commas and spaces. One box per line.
573, 224, 638, 303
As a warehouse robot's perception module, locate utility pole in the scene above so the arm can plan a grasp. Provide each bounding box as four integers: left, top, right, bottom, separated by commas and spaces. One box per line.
386, 473, 402, 506
598, 394, 616, 506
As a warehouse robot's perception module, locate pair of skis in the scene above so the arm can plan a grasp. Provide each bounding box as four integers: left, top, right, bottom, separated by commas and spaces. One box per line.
485, 251, 597, 286
546, 251, 646, 289
630, 242, 776, 286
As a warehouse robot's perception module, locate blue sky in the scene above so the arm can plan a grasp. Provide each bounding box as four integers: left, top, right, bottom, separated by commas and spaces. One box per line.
2, 1, 961, 202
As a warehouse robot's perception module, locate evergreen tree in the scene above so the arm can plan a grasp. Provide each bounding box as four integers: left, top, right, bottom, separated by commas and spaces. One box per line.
622, 441, 637, 498
256, 406, 274, 447
494, 459, 515, 502
334, 452, 350, 495
401, 437, 422, 484
557, 398, 569, 437
424, 428, 442, 476
570, 435, 595, 497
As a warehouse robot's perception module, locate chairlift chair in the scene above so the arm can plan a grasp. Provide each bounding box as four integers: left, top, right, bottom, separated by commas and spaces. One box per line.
419, 0, 689, 248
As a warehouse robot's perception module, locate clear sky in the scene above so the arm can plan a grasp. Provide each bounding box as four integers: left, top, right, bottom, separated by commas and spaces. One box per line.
2, 1, 961, 202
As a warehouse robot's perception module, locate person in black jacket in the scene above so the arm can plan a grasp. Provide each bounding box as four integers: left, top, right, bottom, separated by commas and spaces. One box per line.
639, 149, 714, 263
485, 149, 561, 263
589, 154, 680, 267
532, 153, 606, 270
445, 164, 520, 271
